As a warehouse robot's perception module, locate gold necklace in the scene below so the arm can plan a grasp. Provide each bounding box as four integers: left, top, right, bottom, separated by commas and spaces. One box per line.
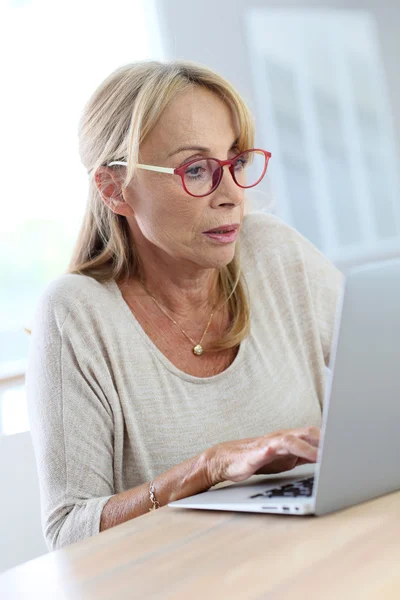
139, 281, 215, 356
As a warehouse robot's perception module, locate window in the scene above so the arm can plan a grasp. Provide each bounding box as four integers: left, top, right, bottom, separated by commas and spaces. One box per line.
246, 8, 400, 268
0, 0, 163, 434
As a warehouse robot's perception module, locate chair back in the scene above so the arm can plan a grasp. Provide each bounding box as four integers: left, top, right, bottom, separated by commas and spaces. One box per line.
0, 431, 48, 573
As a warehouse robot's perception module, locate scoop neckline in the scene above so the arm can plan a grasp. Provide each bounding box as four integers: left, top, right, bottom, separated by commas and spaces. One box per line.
107, 279, 247, 384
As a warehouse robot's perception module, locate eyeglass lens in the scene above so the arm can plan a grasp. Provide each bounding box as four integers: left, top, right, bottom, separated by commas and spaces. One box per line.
183, 150, 267, 196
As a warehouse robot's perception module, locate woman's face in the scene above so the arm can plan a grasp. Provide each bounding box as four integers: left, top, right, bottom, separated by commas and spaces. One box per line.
121, 85, 245, 271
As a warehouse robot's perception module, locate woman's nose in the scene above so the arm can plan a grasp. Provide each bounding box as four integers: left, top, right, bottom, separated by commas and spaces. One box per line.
213, 165, 243, 205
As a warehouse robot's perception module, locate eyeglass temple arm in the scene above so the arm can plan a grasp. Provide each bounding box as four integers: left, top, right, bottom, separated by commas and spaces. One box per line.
107, 161, 174, 174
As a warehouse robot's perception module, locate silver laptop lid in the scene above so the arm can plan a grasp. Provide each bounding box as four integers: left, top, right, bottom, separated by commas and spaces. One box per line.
314, 257, 400, 515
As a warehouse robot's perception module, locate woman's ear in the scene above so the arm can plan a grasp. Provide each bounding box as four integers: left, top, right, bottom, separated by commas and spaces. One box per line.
94, 166, 134, 216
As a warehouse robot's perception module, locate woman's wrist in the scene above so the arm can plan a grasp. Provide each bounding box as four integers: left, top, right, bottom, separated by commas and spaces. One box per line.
152, 451, 213, 506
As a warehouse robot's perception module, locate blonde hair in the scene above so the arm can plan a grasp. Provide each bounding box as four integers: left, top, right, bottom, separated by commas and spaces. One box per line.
69, 60, 254, 351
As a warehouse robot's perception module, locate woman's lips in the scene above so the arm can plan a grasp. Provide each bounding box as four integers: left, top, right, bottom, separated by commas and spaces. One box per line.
202, 223, 240, 244
203, 224, 239, 234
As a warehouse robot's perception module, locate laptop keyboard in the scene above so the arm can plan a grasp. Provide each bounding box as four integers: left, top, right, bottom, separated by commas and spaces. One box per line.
248, 476, 315, 499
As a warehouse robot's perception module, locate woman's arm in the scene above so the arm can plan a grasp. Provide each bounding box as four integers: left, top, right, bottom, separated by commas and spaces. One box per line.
100, 451, 210, 531
26, 278, 119, 550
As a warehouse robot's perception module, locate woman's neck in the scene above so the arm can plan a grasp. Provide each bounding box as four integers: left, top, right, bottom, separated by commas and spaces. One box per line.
120, 264, 221, 320
120, 221, 227, 318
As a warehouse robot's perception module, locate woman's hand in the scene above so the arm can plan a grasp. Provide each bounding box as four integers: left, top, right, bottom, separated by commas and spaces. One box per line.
204, 427, 320, 486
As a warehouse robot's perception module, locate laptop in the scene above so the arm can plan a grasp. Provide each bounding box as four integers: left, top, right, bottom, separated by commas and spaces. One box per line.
168, 257, 400, 516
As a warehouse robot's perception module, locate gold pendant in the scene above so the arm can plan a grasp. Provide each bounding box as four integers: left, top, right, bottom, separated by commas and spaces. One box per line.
193, 344, 204, 356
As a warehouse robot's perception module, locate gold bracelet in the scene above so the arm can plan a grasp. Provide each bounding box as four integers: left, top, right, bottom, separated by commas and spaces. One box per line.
149, 480, 160, 512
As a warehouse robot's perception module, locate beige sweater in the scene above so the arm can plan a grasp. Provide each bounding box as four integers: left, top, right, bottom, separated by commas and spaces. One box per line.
26, 212, 344, 551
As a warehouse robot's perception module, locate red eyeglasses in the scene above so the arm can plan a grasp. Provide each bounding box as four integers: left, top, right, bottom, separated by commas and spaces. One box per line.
108, 148, 271, 198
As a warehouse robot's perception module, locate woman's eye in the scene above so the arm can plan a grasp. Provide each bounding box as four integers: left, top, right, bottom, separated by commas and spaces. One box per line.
186, 165, 204, 178
234, 157, 248, 170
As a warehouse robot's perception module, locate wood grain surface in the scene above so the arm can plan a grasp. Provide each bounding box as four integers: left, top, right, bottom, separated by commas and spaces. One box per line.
1, 483, 399, 599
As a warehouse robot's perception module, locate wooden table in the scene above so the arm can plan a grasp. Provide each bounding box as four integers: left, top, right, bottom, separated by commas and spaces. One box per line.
1, 472, 400, 599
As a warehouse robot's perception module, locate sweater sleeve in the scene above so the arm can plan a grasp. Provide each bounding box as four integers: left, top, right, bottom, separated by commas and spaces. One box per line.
286, 223, 345, 367
243, 212, 345, 369
26, 279, 115, 551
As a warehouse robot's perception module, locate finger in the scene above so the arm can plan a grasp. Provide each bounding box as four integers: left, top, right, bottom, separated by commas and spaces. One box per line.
265, 427, 320, 446
274, 434, 318, 462
291, 427, 320, 448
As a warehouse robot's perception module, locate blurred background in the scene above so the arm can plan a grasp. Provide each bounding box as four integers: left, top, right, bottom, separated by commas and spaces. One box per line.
1, 0, 400, 436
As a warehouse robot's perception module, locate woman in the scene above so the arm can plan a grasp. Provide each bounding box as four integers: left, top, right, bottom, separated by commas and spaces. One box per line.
26, 60, 343, 551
